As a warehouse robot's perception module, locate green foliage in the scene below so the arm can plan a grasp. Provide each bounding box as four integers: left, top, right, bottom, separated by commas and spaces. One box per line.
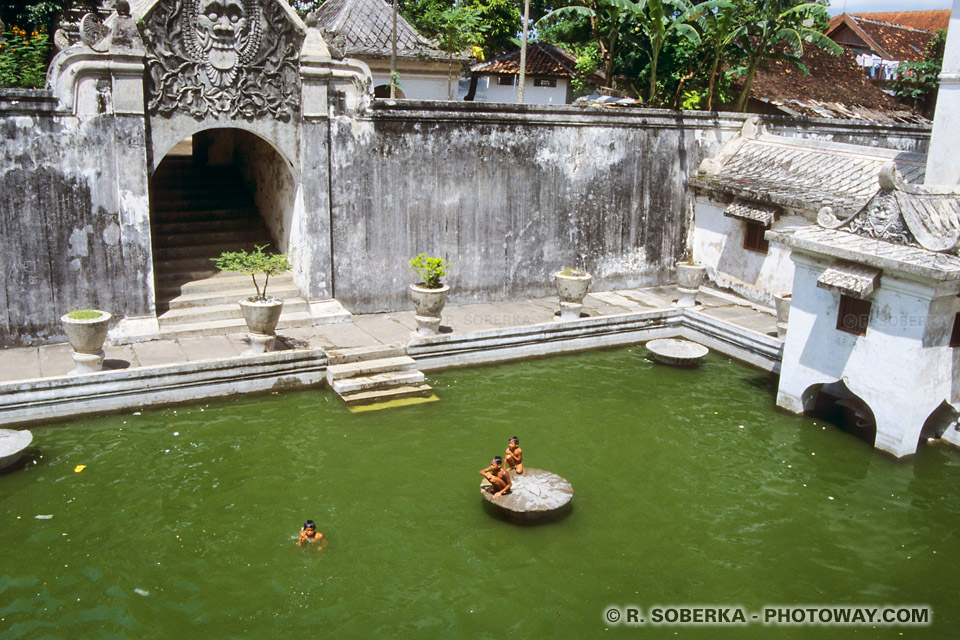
211, 245, 292, 301
470, 0, 521, 58
409, 254, 449, 289
67, 309, 104, 320
558, 266, 587, 276
0, 26, 49, 88
892, 29, 946, 107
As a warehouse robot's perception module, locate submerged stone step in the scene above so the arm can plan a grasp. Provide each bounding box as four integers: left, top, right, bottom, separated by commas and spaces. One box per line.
325, 343, 408, 365
329, 370, 426, 394
338, 383, 435, 405
325, 356, 418, 382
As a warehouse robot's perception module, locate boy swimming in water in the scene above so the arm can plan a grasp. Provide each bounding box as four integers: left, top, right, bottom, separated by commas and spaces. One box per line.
479, 456, 512, 499
297, 520, 325, 547
505, 436, 523, 474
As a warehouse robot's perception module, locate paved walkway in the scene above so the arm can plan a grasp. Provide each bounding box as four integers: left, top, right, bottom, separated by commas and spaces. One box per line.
0, 286, 778, 384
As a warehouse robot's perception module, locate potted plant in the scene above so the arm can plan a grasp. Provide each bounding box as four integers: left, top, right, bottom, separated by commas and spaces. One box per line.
675, 256, 706, 309
408, 253, 449, 335
554, 266, 592, 320
61, 309, 112, 374
212, 245, 292, 352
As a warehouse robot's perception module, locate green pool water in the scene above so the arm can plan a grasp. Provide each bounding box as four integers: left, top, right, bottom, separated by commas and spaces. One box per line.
2, 346, 958, 639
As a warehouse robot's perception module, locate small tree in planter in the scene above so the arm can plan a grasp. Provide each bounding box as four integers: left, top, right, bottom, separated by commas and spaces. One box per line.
212, 245, 292, 353
61, 308, 112, 374
553, 266, 592, 320
408, 253, 450, 335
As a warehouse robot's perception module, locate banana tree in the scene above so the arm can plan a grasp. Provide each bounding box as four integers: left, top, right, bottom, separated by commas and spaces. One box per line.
732, 0, 841, 112
536, 0, 639, 90
625, 0, 731, 102
697, 1, 743, 110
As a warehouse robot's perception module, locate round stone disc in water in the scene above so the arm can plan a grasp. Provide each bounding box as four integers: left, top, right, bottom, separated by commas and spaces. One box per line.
0, 429, 33, 470
480, 468, 573, 520
645, 338, 709, 366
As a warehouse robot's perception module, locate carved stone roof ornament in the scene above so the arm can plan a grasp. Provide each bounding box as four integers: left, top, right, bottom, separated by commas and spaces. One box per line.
818, 164, 960, 254
141, 0, 304, 120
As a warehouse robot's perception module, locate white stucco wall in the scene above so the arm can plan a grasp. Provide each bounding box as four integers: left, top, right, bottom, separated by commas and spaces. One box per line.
371, 71, 452, 101
776, 251, 960, 457
476, 76, 570, 105
693, 198, 803, 306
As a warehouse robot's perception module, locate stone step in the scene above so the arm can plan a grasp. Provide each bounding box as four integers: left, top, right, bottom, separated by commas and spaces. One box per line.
162, 284, 304, 310
325, 343, 408, 365
155, 304, 349, 340
155, 256, 243, 274
159, 272, 296, 296
325, 356, 418, 382
152, 195, 253, 209
153, 218, 266, 235
338, 383, 435, 405
150, 207, 259, 222
152, 228, 267, 247
329, 370, 426, 395
154, 240, 267, 260
158, 298, 310, 326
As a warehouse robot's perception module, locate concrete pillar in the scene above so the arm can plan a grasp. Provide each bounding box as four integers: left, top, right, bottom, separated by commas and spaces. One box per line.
925, 0, 960, 185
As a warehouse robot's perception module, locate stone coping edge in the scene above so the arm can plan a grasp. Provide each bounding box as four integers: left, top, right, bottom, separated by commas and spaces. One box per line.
0, 308, 782, 427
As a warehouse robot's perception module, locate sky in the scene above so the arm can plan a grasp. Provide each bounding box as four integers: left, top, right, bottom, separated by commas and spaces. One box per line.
827, 0, 953, 15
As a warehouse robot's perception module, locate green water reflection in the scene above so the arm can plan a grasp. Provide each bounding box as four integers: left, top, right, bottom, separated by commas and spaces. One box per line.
1, 347, 958, 638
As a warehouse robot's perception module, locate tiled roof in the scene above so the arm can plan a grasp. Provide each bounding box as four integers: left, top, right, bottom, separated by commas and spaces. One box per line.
724, 200, 777, 226
743, 45, 928, 123
816, 262, 881, 297
782, 226, 960, 280
471, 42, 603, 81
826, 13, 936, 61
313, 0, 453, 61
692, 134, 926, 215
829, 10, 950, 34
817, 167, 960, 254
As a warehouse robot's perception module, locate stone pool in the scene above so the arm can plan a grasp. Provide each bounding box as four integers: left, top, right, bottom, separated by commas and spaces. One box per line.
1, 346, 957, 638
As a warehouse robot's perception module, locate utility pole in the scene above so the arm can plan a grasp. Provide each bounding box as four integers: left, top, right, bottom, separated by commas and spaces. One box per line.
517, 0, 529, 103
391, 0, 398, 98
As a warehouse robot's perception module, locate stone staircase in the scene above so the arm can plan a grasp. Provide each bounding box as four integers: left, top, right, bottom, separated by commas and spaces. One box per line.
325, 344, 435, 406
150, 158, 347, 338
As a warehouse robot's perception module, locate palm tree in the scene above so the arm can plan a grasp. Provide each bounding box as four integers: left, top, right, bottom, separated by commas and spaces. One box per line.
732, 0, 841, 112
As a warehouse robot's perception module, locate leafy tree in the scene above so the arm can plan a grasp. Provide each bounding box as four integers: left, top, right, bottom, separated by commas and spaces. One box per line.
424, 5, 487, 98
892, 28, 946, 116
731, 0, 840, 112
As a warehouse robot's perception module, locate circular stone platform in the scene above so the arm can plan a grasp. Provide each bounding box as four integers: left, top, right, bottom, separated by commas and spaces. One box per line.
0, 429, 33, 471
480, 468, 573, 520
646, 338, 709, 366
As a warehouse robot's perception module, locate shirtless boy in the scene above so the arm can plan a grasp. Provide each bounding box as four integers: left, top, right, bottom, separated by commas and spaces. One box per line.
297, 520, 325, 547
479, 456, 512, 499
505, 436, 523, 474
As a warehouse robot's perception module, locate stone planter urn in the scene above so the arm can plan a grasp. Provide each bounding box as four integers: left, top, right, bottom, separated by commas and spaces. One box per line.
675, 261, 706, 308
61, 310, 112, 374
554, 269, 592, 320
774, 293, 791, 339
239, 297, 284, 354
410, 284, 449, 336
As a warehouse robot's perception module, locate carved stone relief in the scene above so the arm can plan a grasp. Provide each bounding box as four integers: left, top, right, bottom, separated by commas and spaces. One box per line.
142, 0, 303, 121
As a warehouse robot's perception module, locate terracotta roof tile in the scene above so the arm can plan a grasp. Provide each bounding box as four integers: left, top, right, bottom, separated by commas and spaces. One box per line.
471, 42, 603, 81
847, 10, 950, 33
743, 45, 927, 123
853, 17, 933, 62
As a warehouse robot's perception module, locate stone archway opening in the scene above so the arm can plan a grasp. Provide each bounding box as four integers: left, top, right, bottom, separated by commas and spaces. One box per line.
148, 128, 302, 333
373, 84, 405, 99
802, 381, 878, 447
919, 401, 960, 447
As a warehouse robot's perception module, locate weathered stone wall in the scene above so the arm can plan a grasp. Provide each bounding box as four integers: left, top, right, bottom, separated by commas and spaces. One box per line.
1, 89, 152, 347
327, 101, 931, 313
0, 91, 934, 345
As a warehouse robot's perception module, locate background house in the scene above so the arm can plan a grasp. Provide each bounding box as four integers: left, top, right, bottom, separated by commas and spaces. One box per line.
314, 0, 469, 99
468, 42, 602, 104
826, 10, 948, 80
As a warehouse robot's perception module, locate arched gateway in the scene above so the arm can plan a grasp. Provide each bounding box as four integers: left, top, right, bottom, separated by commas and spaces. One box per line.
46, 0, 370, 340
